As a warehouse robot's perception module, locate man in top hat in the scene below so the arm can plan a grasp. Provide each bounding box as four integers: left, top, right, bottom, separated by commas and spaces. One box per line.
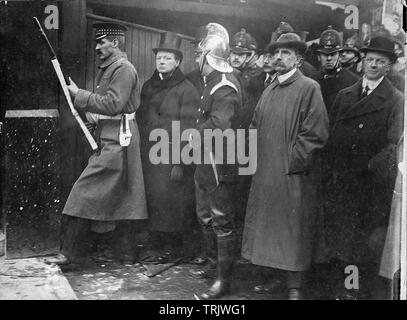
59, 22, 148, 269
322, 36, 403, 299
241, 33, 329, 299
136, 31, 200, 264
311, 26, 359, 117
340, 35, 363, 76
189, 23, 242, 299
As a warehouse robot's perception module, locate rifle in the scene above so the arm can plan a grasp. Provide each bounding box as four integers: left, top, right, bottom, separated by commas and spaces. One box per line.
33, 17, 98, 151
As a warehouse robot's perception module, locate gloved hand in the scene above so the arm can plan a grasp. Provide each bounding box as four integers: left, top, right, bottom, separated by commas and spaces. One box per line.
170, 165, 184, 182
85, 121, 96, 134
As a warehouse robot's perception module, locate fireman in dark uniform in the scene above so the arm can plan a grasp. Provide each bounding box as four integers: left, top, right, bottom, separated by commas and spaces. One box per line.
311, 26, 359, 117
189, 23, 242, 300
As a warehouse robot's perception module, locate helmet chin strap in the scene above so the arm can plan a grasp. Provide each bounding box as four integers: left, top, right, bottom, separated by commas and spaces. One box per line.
200, 52, 209, 74
240, 51, 256, 70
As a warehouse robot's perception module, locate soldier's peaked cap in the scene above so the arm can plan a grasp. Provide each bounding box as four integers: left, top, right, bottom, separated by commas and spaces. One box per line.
93, 23, 127, 41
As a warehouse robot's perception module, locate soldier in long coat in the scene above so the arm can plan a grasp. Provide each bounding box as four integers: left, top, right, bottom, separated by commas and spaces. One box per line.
60, 23, 148, 268
137, 32, 200, 263
242, 33, 329, 300
322, 36, 403, 298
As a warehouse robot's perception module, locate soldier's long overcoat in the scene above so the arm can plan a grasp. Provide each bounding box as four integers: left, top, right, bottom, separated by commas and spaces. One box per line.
63, 52, 148, 221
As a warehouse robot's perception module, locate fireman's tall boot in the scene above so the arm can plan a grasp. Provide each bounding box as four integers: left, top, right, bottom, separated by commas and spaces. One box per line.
200, 235, 235, 299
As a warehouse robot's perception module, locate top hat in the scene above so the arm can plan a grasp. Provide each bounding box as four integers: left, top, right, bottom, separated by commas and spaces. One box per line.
316, 26, 342, 54
267, 32, 307, 55
153, 32, 183, 60
360, 36, 397, 63
93, 23, 127, 41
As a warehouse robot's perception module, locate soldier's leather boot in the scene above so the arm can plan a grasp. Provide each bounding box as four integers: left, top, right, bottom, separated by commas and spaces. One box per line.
200, 235, 235, 300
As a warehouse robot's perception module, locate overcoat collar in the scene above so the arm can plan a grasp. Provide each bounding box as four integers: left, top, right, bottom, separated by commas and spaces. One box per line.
336, 77, 394, 120
99, 52, 127, 69
268, 68, 303, 90
148, 67, 186, 90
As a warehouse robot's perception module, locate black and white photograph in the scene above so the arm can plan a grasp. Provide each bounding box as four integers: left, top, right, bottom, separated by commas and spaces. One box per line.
0, 0, 406, 304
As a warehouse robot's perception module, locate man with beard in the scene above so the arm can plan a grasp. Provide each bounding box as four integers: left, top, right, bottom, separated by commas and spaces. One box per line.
58, 23, 148, 269
242, 33, 329, 300
311, 26, 359, 117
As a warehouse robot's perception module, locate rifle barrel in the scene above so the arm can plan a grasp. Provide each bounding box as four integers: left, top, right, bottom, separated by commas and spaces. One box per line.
33, 17, 56, 59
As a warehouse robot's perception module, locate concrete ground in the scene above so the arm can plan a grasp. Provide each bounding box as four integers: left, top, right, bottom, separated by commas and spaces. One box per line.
0, 256, 77, 300
1, 253, 390, 300
61, 258, 332, 300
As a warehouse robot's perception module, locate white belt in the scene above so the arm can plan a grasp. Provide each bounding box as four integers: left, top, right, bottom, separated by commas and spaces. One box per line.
85, 112, 135, 122
99, 113, 135, 120
85, 112, 135, 147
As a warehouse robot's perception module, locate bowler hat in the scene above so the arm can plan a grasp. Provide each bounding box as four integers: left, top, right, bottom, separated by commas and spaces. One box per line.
93, 23, 127, 41
267, 33, 307, 55
360, 36, 397, 63
153, 32, 183, 61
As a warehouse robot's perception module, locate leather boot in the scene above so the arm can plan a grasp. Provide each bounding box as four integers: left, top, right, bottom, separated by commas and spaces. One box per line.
201, 235, 235, 300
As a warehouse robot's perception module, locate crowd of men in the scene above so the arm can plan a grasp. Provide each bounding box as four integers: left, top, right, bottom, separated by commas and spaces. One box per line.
55, 19, 404, 300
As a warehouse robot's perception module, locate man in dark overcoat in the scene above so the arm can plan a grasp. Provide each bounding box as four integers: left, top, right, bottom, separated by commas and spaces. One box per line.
136, 32, 200, 263
322, 36, 403, 299
241, 33, 329, 300
58, 23, 148, 269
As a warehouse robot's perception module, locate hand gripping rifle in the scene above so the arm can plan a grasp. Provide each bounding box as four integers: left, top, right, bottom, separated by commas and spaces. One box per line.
33, 17, 99, 151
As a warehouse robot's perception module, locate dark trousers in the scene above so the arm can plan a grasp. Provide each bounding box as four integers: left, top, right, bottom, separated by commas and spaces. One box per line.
60, 214, 139, 262
60, 215, 93, 263
195, 181, 235, 238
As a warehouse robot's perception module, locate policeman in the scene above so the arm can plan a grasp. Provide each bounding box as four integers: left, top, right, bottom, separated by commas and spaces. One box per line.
228, 29, 263, 242
190, 23, 242, 300
340, 35, 362, 76
311, 26, 359, 117
229, 28, 259, 73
